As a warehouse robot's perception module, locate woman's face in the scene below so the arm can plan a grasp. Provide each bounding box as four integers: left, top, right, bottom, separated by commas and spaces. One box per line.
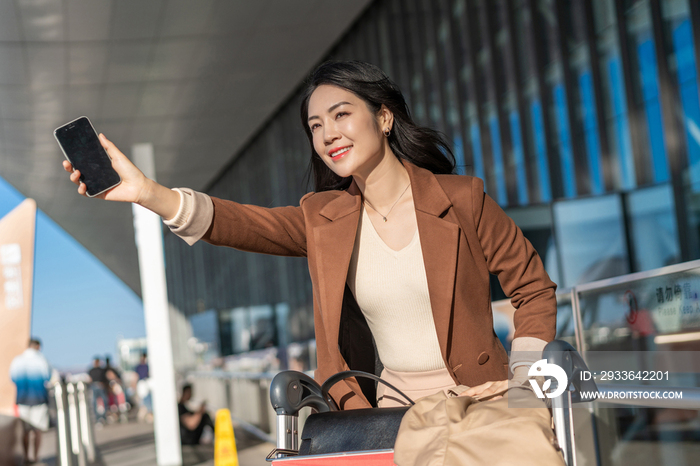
307, 84, 391, 180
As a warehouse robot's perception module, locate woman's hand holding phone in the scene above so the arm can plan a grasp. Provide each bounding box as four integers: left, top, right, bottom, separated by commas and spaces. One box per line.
63, 134, 181, 220
63, 134, 144, 202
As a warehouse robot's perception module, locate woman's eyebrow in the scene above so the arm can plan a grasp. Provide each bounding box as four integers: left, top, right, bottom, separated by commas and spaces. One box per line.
328, 101, 352, 112
307, 101, 353, 122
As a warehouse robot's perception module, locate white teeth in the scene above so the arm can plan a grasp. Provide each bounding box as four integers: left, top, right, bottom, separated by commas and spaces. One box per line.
331, 147, 351, 157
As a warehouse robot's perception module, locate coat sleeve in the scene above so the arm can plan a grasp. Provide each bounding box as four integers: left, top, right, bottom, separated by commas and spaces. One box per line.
471, 179, 557, 343
201, 193, 312, 257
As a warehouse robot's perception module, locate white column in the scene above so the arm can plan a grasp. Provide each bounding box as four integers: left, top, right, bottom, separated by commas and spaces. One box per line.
131, 143, 182, 465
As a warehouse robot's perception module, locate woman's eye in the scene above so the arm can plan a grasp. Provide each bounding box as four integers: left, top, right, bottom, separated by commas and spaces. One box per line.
310, 123, 320, 131
335, 112, 348, 119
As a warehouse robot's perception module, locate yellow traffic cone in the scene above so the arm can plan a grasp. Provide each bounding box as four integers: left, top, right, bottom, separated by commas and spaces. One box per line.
214, 409, 239, 466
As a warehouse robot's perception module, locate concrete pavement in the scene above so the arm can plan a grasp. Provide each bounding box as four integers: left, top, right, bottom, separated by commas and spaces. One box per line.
5, 418, 272, 466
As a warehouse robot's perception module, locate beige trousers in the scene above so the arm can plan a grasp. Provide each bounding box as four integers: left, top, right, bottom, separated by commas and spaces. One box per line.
377, 367, 459, 408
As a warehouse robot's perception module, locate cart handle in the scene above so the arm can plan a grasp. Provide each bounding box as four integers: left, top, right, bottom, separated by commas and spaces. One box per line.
543, 340, 598, 403
321, 370, 415, 411
269, 371, 330, 416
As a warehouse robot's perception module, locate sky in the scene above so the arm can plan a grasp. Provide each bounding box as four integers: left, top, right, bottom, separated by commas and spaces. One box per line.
0, 176, 145, 371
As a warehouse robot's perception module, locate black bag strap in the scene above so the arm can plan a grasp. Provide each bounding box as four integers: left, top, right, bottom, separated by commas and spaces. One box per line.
321, 370, 415, 411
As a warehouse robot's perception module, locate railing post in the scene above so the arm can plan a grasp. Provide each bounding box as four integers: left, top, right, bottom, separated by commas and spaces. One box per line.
76, 382, 96, 463
66, 383, 87, 466
55, 383, 73, 466
258, 378, 270, 433
551, 389, 576, 466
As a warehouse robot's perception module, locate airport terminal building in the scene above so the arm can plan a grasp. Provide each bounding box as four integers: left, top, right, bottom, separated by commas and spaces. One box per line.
163, 0, 700, 362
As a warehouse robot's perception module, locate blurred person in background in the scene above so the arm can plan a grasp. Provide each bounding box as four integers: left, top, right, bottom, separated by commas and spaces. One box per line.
88, 356, 108, 425
104, 355, 128, 422
178, 384, 214, 445
10, 338, 52, 464
135, 353, 149, 380
135, 353, 153, 422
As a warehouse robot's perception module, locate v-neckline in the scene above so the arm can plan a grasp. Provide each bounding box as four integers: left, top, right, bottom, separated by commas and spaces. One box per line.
362, 207, 419, 254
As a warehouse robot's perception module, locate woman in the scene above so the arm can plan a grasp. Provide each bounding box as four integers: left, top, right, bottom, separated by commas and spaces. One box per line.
63, 61, 556, 410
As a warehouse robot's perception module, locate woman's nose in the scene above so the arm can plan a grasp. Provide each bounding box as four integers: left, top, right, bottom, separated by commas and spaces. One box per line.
323, 125, 340, 144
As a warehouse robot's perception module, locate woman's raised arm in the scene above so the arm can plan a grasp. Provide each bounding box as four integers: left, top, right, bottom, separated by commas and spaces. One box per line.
62, 134, 181, 220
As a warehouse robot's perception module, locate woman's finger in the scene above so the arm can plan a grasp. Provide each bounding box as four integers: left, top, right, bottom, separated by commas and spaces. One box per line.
69, 169, 82, 184
99, 133, 123, 162
78, 182, 87, 196
62, 160, 73, 172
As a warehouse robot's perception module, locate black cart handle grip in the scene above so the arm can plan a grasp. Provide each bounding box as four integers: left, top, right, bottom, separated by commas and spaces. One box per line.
269, 371, 331, 416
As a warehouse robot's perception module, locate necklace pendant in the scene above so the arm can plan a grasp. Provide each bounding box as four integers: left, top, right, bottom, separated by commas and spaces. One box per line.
382, 217, 387, 222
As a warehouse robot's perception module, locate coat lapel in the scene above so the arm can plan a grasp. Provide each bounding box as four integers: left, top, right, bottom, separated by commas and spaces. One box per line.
314, 189, 362, 368
405, 163, 460, 361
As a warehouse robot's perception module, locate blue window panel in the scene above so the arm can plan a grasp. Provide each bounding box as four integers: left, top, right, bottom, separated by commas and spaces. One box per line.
638, 38, 670, 183
672, 19, 700, 191
579, 70, 604, 194
530, 100, 552, 202
453, 135, 466, 175
488, 116, 508, 205
508, 110, 529, 204
608, 57, 636, 189
470, 124, 486, 189
553, 84, 577, 198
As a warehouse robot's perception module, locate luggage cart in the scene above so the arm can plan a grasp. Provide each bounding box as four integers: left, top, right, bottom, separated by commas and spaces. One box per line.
266, 340, 596, 465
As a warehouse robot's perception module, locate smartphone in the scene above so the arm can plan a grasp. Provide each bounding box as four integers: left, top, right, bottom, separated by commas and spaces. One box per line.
54, 116, 121, 197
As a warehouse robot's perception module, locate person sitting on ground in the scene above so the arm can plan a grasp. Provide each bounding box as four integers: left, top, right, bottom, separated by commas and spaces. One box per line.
178, 384, 214, 445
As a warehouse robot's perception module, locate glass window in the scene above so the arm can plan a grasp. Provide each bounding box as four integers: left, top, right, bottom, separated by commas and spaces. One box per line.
626, 183, 680, 271
514, 0, 552, 203
537, 0, 577, 199
622, 0, 670, 183
592, 0, 637, 190
451, 1, 490, 182
221, 305, 277, 355
660, 0, 700, 191
566, 0, 605, 195
553, 194, 630, 288
555, 292, 577, 347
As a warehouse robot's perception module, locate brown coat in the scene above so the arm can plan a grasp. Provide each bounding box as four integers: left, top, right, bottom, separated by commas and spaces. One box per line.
203, 161, 557, 409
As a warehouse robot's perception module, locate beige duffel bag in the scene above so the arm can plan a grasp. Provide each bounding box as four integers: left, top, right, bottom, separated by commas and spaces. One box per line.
393, 385, 566, 466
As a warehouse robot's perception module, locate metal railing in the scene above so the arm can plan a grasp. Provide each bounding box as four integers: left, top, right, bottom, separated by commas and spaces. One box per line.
53, 381, 97, 466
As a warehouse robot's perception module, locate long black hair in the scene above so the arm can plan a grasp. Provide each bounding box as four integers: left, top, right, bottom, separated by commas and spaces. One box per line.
300, 61, 455, 192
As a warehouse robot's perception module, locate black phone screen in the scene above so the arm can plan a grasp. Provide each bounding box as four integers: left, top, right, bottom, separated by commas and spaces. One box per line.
54, 117, 121, 197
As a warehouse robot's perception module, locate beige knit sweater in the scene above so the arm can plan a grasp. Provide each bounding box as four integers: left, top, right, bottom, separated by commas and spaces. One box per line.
347, 207, 445, 372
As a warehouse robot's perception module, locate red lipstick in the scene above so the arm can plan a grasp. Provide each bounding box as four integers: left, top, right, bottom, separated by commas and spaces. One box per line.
328, 145, 352, 160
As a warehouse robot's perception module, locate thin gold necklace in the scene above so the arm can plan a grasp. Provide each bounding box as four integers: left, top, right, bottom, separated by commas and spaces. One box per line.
363, 182, 411, 222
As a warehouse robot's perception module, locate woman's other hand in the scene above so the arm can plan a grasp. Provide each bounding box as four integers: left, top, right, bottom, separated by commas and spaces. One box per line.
459, 379, 509, 400
62, 134, 147, 203
62, 134, 181, 219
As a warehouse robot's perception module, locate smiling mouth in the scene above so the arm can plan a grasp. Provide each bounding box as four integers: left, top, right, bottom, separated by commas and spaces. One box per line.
328, 146, 351, 159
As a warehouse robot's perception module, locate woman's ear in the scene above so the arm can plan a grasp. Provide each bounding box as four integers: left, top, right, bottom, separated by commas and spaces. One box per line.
378, 105, 394, 132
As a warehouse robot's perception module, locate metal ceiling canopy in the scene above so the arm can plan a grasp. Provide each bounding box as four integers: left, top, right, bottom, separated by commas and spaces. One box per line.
0, 0, 371, 295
